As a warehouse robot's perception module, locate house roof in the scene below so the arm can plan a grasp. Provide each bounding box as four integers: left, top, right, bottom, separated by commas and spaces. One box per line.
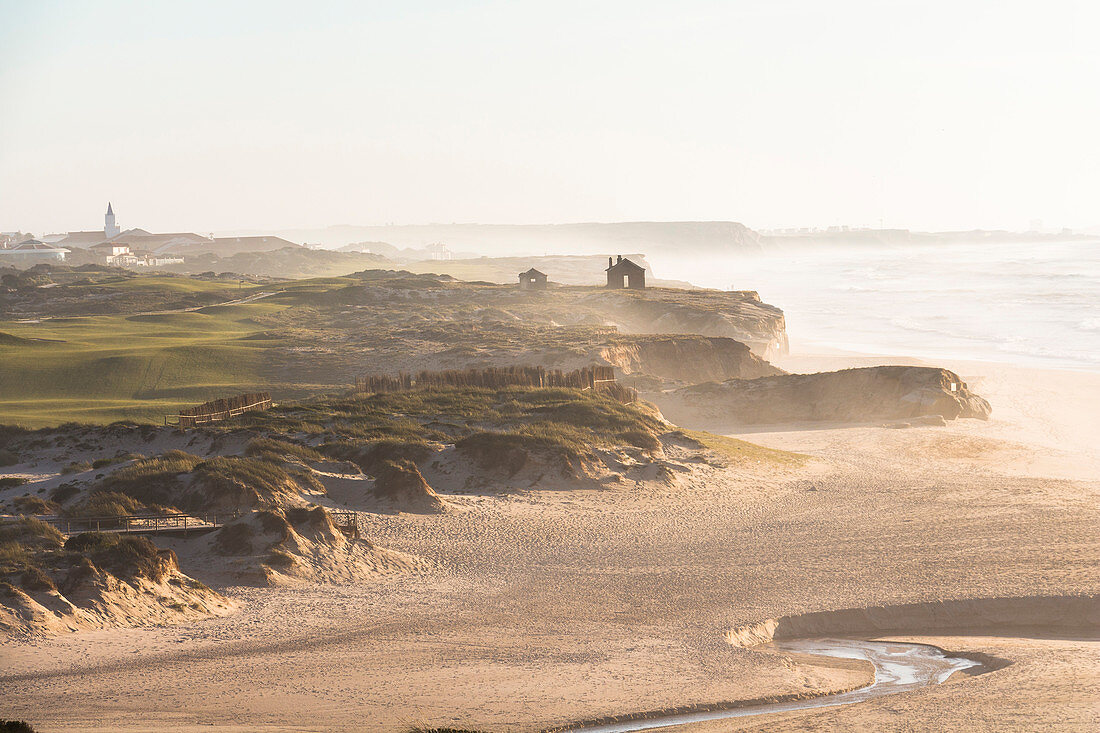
89, 240, 129, 250
519, 268, 547, 277
57, 231, 109, 247
606, 257, 645, 272
0, 240, 69, 254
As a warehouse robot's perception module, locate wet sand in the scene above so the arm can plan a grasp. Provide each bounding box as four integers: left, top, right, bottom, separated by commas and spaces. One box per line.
567, 639, 981, 732
1, 357, 1097, 731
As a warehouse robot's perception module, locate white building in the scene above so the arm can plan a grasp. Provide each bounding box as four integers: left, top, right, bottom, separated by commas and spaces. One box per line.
0, 240, 70, 267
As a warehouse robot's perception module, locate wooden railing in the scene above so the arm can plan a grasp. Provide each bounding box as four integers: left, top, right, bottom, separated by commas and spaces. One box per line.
328, 510, 362, 539
33, 512, 232, 536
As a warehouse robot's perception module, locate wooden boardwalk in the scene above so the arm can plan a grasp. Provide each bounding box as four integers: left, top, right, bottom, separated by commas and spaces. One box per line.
35, 512, 230, 537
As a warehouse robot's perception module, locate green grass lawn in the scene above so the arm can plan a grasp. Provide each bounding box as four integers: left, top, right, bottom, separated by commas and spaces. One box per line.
0, 302, 288, 428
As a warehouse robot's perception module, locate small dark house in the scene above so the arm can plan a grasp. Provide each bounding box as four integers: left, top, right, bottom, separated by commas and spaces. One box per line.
605, 255, 646, 289
518, 268, 548, 290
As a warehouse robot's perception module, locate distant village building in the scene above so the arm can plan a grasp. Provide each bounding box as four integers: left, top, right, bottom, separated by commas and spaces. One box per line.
517, 268, 547, 290
605, 255, 646, 289
90, 240, 131, 258
0, 240, 70, 266
425, 242, 453, 261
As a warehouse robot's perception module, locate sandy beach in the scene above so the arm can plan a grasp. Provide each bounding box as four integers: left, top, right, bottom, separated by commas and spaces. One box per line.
1, 354, 1097, 732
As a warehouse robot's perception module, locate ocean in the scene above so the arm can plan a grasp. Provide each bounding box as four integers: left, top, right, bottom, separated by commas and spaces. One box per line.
649, 239, 1100, 371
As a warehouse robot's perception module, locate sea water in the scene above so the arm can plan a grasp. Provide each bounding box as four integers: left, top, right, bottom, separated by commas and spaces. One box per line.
650, 239, 1100, 371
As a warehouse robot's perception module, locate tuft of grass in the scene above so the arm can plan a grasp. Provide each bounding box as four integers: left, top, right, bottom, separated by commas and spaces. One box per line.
90, 450, 202, 508
323, 439, 433, 473
65, 533, 176, 582
11, 495, 57, 515
65, 491, 167, 519
0, 542, 30, 569
245, 437, 324, 464
193, 456, 314, 509
61, 461, 92, 474
0, 517, 64, 549
0, 477, 27, 488
20, 565, 56, 592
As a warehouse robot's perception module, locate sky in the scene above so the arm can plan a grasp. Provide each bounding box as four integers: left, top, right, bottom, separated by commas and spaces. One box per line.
1, 0, 1098, 235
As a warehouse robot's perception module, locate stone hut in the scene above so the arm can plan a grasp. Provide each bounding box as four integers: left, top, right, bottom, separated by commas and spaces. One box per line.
605, 255, 646, 289
518, 268, 548, 290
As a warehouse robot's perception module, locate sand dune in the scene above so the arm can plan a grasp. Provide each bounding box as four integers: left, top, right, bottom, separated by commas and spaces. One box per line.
0, 356, 1096, 731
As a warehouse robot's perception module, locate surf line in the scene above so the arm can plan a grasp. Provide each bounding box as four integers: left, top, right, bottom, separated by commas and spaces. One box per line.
557, 639, 983, 733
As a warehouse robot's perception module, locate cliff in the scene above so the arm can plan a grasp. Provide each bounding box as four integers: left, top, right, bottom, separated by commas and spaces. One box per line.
598, 336, 783, 385
659, 366, 991, 430
583, 288, 789, 358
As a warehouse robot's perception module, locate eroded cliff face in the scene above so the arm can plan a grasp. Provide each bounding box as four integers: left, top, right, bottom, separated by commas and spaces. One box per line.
582, 289, 788, 359
659, 366, 991, 430
598, 336, 784, 385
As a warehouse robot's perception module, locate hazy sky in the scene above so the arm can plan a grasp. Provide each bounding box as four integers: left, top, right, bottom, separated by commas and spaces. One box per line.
2, 1, 1098, 234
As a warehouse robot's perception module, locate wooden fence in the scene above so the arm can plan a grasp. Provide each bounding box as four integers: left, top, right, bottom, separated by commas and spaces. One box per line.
34, 511, 231, 536
353, 365, 635, 403
165, 392, 272, 427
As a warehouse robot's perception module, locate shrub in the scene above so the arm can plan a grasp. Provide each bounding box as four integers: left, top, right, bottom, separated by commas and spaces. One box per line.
255, 510, 292, 538
0, 721, 38, 733
0, 542, 29, 569
0, 517, 63, 549
20, 565, 57, 592
213, 522, 254, 556
192, 456, 306, 509
63, 532, 121, 554
324, 439, 432, 473
61, 461, 92, 474
11, 495, 57, 515
0, 477, 27, 489
91, 458, 115, 469
50, 482, 81, 504
91, 536, 175, 582
65, 491, 161, 518
265, 548, 296, 568
284, 505, 330, 528
618, 429, 661, 452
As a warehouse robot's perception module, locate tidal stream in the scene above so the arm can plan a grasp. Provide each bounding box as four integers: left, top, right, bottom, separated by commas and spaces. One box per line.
566, 639, 981, 732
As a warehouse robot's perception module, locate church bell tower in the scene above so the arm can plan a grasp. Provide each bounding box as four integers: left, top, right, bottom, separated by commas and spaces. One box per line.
104, 202, 120, 238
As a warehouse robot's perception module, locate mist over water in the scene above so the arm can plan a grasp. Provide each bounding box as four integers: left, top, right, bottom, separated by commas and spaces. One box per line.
650, 240, 1100, 371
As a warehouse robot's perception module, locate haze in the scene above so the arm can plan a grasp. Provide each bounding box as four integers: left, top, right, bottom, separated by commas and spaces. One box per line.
2, 0, 1098, 235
